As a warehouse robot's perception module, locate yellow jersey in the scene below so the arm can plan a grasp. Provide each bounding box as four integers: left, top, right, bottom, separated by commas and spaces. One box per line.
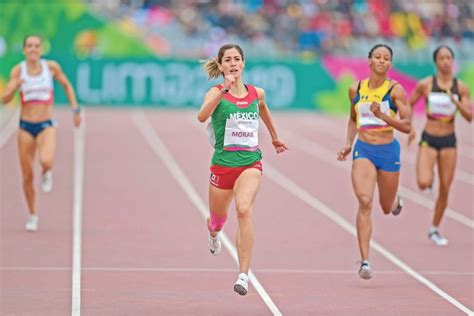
353, 79, 398, 131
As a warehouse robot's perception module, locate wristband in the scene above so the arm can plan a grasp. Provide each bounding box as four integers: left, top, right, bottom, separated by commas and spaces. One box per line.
220, 87, 229, 94
73, 107, 81, 114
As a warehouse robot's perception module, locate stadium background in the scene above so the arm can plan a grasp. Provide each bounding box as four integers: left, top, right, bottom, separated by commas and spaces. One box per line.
0, 0, 473, 113
1, 1, 473, 315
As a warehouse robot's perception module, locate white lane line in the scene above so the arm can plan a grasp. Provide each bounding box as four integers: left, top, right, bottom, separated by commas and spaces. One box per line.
455, 169, 474, 185
265, 163, 473, 315
131, 111, 282, 316
0, 108, 19, 149
72, 114, 85, 316
2, 266, 474, 276
283, 130, 474, 229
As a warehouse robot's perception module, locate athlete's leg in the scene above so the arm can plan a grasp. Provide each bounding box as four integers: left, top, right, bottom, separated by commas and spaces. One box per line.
433, 148, 456, 227
233, 168, 261, 275
416, 146, 437, 190
208, 184, 233, 236
352, 159, 377, 261
36, 127, 56, 174
37, 127, 56, 193
207, 184, 233, 256
18, 129, 37, 215
377, 170, 400, 215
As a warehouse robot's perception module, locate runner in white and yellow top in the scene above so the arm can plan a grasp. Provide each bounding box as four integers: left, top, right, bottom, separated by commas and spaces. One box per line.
408, 45, 472, 246
1, 35, 81, 232
197, 44, 288, 296
337, 44, 411, 280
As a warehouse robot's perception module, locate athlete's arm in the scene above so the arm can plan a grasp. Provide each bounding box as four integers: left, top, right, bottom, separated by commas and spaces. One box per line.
197, 87, 225, 122
48, 61, 79, 111
197, 74, 235, 122
1, 65, 22, 104
372, 84, 411, 134
408, 78, 428, 118
452, 80, 472, 122
337, 83, 358, 161
256, 87, 288, 153
48, 61, 81, 127
406, 78, 428, 145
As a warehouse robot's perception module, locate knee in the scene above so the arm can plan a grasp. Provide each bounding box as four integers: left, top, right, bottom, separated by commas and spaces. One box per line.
417, 179, 432, 191
40, 157, 54, 171
208, 213, 227, 232
381, 204, 392, 215
236, 205, 252, 221
357, 194, 372, 212
22, 171, 34, 185
438, 185, 450, 199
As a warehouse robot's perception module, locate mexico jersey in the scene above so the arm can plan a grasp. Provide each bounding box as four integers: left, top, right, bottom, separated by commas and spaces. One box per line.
208, 84, 262, 167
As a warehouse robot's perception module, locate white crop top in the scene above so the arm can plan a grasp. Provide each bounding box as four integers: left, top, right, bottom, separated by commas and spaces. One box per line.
20, 59, 54, 105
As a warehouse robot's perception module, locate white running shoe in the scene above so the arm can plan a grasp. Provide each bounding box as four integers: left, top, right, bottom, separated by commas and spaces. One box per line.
429, 230, 448, 246
358, 261, 373, 280
41, 170, 53, 193
25, 214, 39, 232
208, 233, 221, 256
233, 273, 249, 296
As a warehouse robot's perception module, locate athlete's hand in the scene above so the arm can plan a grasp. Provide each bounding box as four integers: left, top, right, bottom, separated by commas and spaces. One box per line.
337, 144, 352, 161
12, 78, 24, 90
272, 138, 288, 153
445, 89, 459, 106
223, 75, 236, 90
73, 112, 82, 127
407, 129, 416, 147
370, 101, 383, 118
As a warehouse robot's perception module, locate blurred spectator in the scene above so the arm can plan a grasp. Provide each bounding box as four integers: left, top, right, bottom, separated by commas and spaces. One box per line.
87, 0, 474, 61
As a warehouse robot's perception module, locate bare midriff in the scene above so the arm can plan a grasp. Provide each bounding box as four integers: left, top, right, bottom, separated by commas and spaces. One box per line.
20, 103, 53, 122
358, 129, 394, 145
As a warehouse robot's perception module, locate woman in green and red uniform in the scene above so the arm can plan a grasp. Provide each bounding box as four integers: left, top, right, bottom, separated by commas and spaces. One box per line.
408, 45, 472, 246
197, 44, 288, 296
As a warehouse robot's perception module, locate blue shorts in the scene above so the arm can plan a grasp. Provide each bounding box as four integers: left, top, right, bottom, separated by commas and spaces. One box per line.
353, 139, 401, 172
19, 119, 56, 138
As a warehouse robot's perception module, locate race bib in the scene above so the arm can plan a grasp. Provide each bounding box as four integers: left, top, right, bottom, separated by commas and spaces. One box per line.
428, 92, 458, 117
357, 101, 390, 128
223, 118, 259, 151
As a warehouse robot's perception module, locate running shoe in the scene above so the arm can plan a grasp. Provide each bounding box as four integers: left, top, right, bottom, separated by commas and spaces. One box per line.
429, 230, 448, 246
358, 261, 373, 280
208, 233, 221, 256
233, 273, 249, 295
391, 193, 403, 216
41, 170, 53, 193
25, 214, 39, 232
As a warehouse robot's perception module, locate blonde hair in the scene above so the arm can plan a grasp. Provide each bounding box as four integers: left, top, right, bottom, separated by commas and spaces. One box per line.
201, 58, 222, 79
201, 44, 245, 80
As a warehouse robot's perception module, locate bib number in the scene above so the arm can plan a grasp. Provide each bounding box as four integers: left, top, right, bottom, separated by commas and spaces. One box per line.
223, 119, 259, 151
428, 92, 457, 117
357, 101, 390, 128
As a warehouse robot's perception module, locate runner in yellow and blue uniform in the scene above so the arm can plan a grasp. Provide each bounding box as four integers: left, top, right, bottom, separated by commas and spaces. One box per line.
408, 45, 472, 246
198, 44, 288, 296
337, 44, 411, 280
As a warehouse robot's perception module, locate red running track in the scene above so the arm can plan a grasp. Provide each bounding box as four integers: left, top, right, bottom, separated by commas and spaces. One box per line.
1, 108, 472, 315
